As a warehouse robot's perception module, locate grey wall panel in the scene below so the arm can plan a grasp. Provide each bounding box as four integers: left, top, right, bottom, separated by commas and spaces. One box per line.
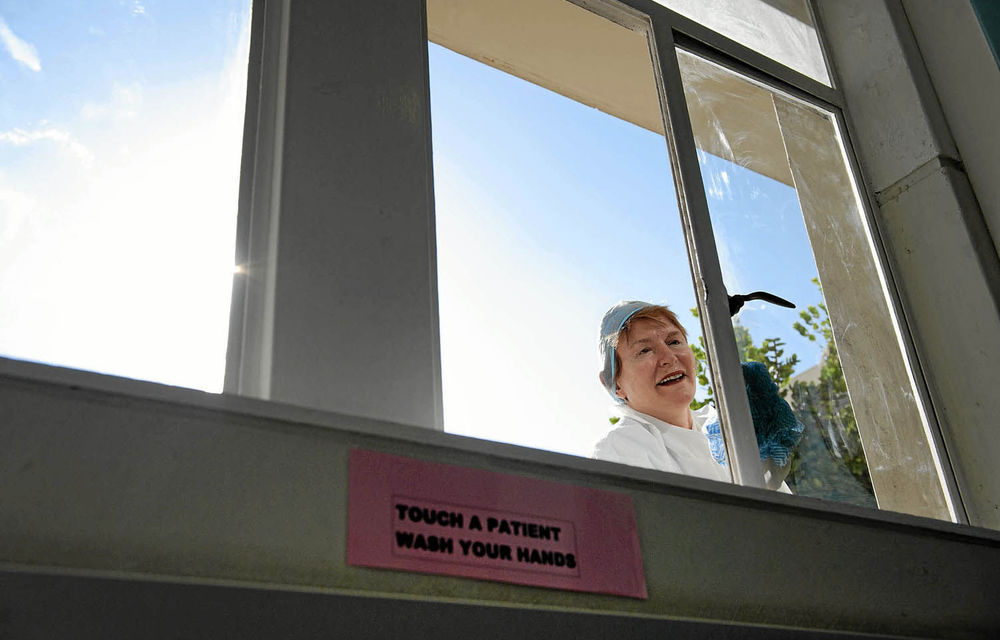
1, 371, 998, 638
814, 0, 957, 193
815, 0, 1000, 528
0, 570, 900, 640
902, 0, 1000, 257
235, 0, 443, 429
876, 161, 1000, 528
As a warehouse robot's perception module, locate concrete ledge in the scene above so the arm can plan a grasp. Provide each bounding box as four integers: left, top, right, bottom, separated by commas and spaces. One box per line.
0, 568, 898, 640
1, 363, 999, 638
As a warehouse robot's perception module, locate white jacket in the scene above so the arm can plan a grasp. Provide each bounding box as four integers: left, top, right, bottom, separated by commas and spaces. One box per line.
593, 404, 793, 492
592, 404, 730, 483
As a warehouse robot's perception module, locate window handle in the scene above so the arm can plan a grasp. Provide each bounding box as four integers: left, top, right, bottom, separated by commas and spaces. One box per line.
728, 291, 796, 317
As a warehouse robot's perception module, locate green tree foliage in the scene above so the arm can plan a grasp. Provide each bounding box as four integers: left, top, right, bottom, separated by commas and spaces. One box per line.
688, 283, 876, 507
688, 306, 713, 410
687, 310, 797, 406
786, 280, 874, 504
689, 340, 713, 411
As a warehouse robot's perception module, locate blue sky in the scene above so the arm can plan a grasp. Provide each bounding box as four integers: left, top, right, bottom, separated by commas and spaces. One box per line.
0, 1, 244, 122
699, 150, 825, 367
429, 42, 824, 456
0, 1, 250, 391
0, 2, 826, 459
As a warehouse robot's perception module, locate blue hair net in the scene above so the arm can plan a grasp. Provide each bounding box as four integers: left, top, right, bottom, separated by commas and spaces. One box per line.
598, 300, 653, 403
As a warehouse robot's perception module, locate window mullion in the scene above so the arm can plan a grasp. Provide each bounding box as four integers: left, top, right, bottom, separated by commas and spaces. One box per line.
647, 17, 764, 488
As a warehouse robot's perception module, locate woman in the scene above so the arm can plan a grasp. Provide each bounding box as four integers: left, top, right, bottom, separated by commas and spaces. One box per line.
593, 300, 802, 488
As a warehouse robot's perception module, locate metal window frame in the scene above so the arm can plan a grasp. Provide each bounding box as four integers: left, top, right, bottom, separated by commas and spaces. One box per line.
0, 0, 971, 528
646, 18, 767, 488
5, 0, 957, 518
229, 0, 964, 501
171, 0, 972, 513
0, 2, 982, 591
570, 0, 966, 514
225, 0, 289, 400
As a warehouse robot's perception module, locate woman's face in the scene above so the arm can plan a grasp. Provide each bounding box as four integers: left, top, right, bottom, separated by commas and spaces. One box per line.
615, 317, 697, 427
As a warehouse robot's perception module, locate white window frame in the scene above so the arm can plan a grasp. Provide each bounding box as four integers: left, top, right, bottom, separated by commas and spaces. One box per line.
621, 0, 965, 518
0, 0, 968, 525
413, 0, 968, 517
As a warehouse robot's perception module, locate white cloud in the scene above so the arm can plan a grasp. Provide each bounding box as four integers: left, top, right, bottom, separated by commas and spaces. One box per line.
0, 187, 36, 245
714, 231, 746, 296
0, 8, 252, 393
116, 0, 146, 17
0, 18, 41, 72
0, 127, 94, 166
81, 83, 143, 121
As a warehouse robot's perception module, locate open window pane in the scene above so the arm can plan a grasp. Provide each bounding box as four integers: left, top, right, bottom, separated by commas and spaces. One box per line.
0, 0, 251, 392
677, 49, 954, 519
427, 0, 715, 461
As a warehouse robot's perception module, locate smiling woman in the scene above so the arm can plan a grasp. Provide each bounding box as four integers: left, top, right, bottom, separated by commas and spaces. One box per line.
601, 303, 696, 429
593, 302, 731, 483
593, 300, 803, 489
0, 0, 251, 392
427, 1, 707, 458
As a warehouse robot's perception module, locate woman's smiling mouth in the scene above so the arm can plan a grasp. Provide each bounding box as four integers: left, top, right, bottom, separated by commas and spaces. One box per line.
657, 372, 686, 386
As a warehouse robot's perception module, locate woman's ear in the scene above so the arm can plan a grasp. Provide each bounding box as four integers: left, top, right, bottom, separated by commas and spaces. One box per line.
615, 384, 627, 402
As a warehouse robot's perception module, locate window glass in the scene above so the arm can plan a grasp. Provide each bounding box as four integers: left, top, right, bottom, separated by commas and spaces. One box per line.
677, 49, 955, 520
653, 0, 831, 85
427, 0, 714, 459
0, 0, 251, 392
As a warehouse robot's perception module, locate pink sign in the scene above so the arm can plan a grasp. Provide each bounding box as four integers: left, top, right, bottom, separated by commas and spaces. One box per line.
347, 449, 647, 599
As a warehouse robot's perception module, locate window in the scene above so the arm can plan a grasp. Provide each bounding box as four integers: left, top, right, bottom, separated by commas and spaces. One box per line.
426, 0, 962, 522
1, 0, 968, 526
427, 0, 708, 457
0, 0, 252, 392
677, 48, 954, 517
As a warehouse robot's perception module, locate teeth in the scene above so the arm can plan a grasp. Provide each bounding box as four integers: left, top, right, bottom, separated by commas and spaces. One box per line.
659, 373, 684, 384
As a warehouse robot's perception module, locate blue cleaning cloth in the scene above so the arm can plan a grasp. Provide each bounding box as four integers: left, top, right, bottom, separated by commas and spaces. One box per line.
705, 362, 805, 467
743, 361, 804, 466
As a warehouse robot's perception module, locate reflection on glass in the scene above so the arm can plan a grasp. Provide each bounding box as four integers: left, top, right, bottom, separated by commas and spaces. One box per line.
427, 0, 708, 459
652, 0, 831, 85
0, 1, 251, 392
678, 49, 954, 519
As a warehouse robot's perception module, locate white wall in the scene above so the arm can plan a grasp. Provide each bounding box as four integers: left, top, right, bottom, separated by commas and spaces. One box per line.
3, 0, 1000, 636
902, 0, 1000, 255
1, 361, 998, 636
815, 0, 1000, 528
226, 0, 443, 430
